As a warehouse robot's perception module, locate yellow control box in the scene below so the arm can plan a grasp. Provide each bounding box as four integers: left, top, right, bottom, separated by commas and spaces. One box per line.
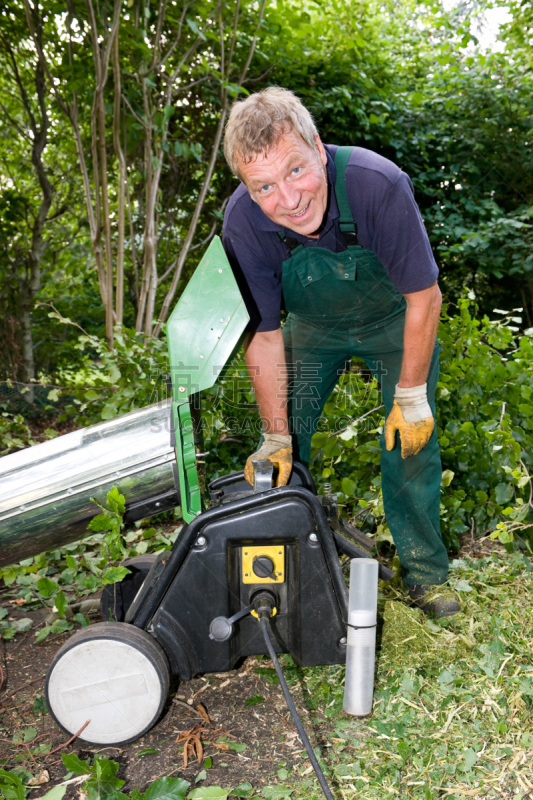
242, 545, 285, 584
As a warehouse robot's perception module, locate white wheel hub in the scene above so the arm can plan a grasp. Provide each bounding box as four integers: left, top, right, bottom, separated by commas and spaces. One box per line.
47, 638, 165, 744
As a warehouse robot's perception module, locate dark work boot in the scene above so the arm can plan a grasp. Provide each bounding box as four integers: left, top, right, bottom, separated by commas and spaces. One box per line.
405, 583, 461, 618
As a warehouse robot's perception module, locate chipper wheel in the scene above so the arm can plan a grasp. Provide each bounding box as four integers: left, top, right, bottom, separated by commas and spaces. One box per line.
45, 622, 170, 745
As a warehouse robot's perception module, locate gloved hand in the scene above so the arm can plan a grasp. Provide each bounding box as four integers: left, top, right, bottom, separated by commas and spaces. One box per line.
385, 383, 434, 459
244, 433, 293, 487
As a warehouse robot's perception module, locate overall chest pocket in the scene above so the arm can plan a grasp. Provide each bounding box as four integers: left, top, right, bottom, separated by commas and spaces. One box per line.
293, 252, 357, 288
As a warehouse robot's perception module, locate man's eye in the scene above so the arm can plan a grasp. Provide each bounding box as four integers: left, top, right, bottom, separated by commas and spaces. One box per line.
292, 167, 301, 175
260, 184, 271, 193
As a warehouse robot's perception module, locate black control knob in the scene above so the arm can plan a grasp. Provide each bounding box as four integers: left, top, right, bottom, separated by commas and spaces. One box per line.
253, 555, 275, 579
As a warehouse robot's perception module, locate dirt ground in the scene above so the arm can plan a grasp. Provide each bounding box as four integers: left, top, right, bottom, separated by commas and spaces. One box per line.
0, 598, 328, 797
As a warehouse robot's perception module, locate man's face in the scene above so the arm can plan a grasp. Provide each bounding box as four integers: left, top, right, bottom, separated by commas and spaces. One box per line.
238, 131, 328, 237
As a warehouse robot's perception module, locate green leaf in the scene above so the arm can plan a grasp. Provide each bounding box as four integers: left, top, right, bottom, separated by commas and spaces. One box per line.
0, 608, 7, 620
137, 749, 160, 756
55, 590, 68, 618
33, 696, 47, 714
34, 626, 52, 643
494, 482, 513, 505
106, 487, 125, 515
261, 788, 293, 800
84, 758, 124, 800
454, 580, 473, 593
41, 786, 67, 800
244, 695, 264, 707
341, 477, 356, 496
253, 667, 278, 685
186, 17, 206, 40
36, 577, 59, 598
82, 575, 100, 592
11, 618, 32, 633
195, 771, 206, 784
441, 469, 455, 487
50, 619, 73, 635
277, 768, 288, 781
23, 726, 37, 742
101, 567, 131, 585
164, 105, 175, 122
461, 747, 478, 772
187, 788, 228, 800
215, 737, 246, 752
203, 757, 212, 769
61, 753, 92, 775
229, 785, 253, 798
88, 513, 115, 533
0, 769, 26, 800
143, 777, 190, 800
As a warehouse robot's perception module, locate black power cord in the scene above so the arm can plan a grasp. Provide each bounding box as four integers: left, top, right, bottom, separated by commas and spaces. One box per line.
259, 615, 336, 800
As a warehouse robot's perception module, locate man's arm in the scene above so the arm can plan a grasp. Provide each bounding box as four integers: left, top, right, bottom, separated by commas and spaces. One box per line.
244, 328, 289, 435
398, 282, 442, 387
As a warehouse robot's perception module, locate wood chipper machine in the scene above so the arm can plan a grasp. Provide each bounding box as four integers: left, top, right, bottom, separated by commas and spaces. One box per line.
0, 237, 391, 799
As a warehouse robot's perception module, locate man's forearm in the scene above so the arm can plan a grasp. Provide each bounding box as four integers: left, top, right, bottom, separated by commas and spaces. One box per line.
399, 282, 442, 388
244, 328, 289, 434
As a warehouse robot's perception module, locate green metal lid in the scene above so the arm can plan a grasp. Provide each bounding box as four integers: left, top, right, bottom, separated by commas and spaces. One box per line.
167, 236, 250, 399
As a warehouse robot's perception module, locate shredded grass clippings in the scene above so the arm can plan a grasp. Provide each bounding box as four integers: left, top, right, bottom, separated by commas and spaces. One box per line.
282, 551, 533, 800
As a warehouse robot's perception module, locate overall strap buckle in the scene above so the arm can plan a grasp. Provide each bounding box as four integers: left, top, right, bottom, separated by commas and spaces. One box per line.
276, 231, 301, 257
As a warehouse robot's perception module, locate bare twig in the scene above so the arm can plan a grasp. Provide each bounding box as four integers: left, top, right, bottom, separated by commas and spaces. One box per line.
45, 720, 90, 756
0, 676, 44, 709
328, 405, 385, 438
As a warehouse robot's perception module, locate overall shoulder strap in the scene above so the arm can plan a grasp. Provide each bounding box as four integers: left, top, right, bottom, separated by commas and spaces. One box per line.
334, 146, 359, 246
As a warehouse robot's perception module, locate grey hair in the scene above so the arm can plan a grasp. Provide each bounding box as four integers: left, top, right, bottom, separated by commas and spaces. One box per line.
223, 87, 319, 180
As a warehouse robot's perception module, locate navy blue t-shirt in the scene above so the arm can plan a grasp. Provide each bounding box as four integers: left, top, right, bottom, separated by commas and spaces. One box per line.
222, 145, 438, 332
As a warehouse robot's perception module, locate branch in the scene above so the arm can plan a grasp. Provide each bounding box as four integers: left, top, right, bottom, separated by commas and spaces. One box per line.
238, 0, 268, 85
152, 99, 229, 335
159, 1, 191, 69
23, 0, 71, 120
226, 0, 240, 78
328, 405, 385, 438
121, 92, 147, 127
151, 0, 168, 69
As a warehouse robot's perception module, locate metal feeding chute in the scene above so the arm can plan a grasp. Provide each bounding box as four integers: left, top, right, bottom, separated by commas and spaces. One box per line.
0, 236, 248, 564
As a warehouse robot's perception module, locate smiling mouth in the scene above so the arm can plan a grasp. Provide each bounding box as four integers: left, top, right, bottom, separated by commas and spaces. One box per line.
288, 202, 310, 218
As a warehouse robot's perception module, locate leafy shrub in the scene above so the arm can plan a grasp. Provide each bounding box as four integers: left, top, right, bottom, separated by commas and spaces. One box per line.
308, 294, 533, 552
0, 413, 38, 456
46, 314, 170, 426
30, 298, 533, 554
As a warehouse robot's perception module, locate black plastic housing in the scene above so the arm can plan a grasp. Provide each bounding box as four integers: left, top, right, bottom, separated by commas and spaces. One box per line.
126, 467, 349, 680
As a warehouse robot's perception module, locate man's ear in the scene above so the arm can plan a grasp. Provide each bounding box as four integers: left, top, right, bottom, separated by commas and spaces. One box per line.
315, 134, 327, 167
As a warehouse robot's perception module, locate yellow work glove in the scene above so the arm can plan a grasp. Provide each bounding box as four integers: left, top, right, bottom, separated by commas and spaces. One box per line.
244, 433, 293, 487
385, 383, 434, 459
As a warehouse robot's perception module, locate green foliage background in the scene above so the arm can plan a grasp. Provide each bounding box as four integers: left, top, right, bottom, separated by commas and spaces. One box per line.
0, 0, 531, 553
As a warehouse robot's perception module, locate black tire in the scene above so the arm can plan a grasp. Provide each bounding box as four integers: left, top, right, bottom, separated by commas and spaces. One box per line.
100, 555, 157, 622
45, 622, 170, 745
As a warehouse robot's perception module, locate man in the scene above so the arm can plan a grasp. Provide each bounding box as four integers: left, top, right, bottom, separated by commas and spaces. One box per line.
222, 87, 459, 617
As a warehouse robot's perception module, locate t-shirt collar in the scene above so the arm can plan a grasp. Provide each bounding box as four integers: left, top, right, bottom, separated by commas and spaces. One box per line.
248, 147, 339, 239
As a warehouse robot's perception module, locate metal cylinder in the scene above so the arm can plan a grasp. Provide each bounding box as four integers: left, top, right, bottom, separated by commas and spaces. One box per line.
0, 401, 180, 568
343, 558, 378, 716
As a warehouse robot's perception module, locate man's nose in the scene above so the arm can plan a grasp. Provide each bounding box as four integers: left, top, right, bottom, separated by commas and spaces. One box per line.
278, 181, 300, 210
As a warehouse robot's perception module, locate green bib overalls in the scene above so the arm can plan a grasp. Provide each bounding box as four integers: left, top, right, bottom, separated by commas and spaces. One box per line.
280, 146, 448, 586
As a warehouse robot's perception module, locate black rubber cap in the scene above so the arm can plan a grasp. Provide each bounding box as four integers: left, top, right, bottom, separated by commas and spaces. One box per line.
209, 616, 234, 642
